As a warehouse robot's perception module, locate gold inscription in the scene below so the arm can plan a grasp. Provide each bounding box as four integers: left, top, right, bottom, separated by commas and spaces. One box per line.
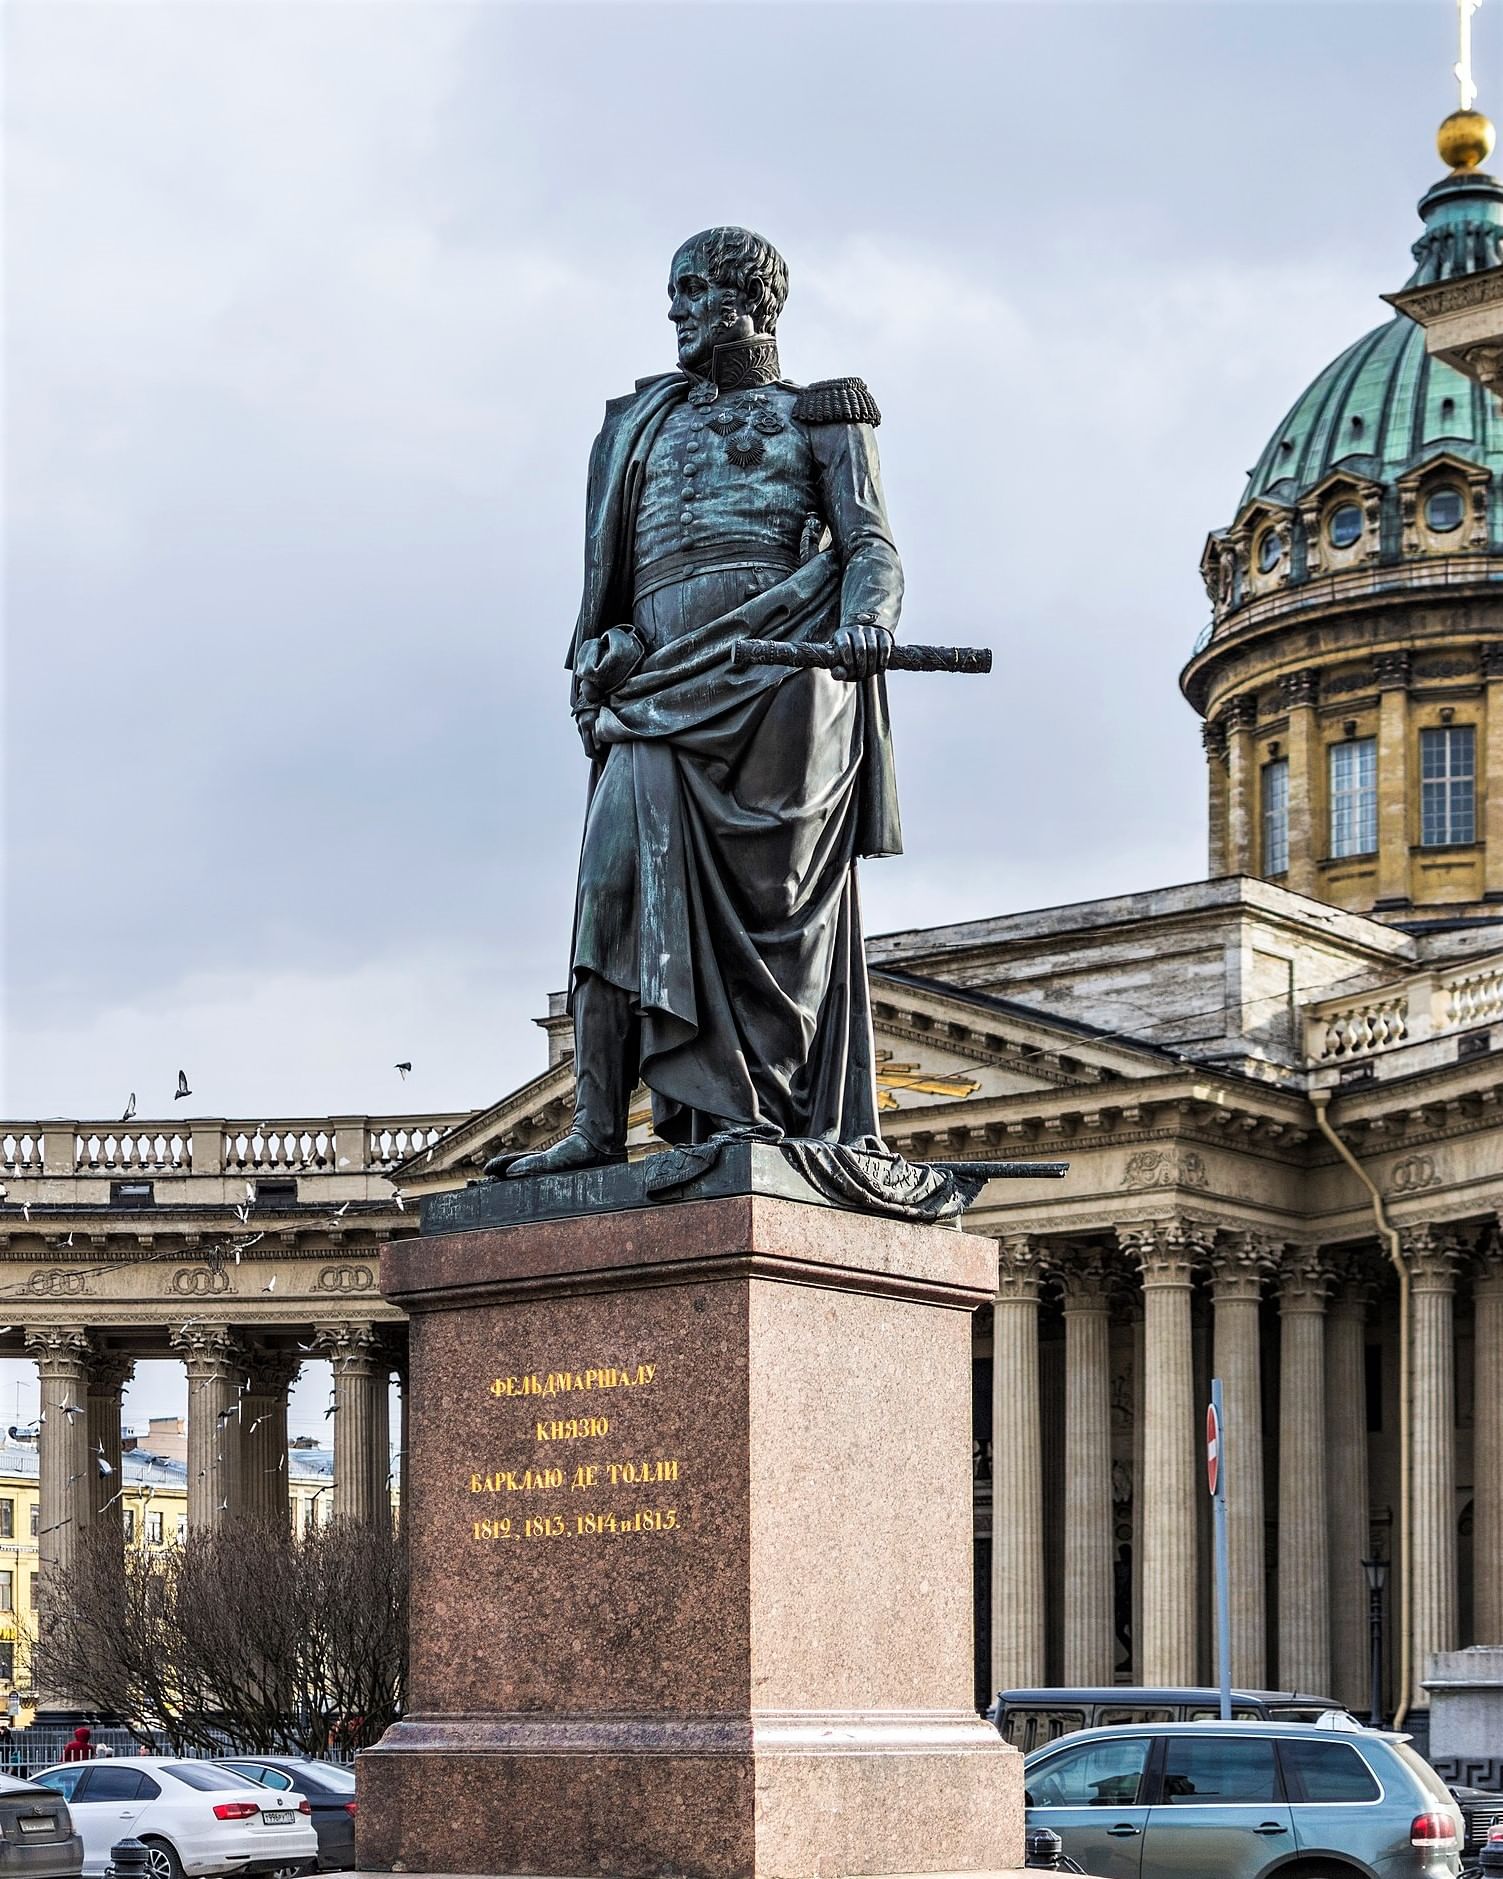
490, 1364, 655, 1398
534, 1415, 610, 1442
471, 1355, 680, 1545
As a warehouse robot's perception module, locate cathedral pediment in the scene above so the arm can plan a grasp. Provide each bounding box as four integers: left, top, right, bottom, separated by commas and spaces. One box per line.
395, 970, 1172, 1193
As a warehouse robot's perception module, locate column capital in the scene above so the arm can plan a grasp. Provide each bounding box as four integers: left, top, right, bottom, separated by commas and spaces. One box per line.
1202, 718, 1228, 762
1324, 1245, 1379, 1318
170, 1324, 246, 1382
1225, 693, 1259, 732
1481, 640, 1503, 682
313, 1321, 386, 1375
1374, 649, 1411, 692
24, 1326, 91, 1383
1055, 1243, 1119, 1311
996, 1236, 1045, 1303
1400, 1223, 1464, 1293
85, 1347, 136, 1396
242, 1344, 302, 1396
1473, 1223, 1503, 1297
1207, 1230, 1279, 1302
1117, 1218, 1209, 1285
1279, 668, 1319, 709
1279, 1244, 1331, 1313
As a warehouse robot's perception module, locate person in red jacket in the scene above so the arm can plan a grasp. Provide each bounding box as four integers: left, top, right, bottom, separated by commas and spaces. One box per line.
60, 1726, 92, 1762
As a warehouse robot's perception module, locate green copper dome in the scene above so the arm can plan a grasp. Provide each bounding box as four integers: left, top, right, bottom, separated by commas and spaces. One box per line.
1243, 170, 1503, 510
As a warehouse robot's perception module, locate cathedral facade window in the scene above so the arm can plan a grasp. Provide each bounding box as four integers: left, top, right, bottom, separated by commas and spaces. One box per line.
1261, 759, 1289, 874
1330, 737, 1378, 857
1420, 723, 1477, 845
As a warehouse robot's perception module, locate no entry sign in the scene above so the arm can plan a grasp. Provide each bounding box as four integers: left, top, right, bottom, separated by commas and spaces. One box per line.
1206, 1399, 1222, 1497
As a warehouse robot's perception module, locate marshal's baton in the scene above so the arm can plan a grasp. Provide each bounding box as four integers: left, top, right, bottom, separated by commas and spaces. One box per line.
732, 640, 991, 675
930, 1161, 1069, 1180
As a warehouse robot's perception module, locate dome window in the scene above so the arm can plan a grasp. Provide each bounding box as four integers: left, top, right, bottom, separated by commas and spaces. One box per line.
1327, 503, 1364, 549
1350, 416, 1365, 437
1256, 529, 1283, 574
1425, 485, 1466, 532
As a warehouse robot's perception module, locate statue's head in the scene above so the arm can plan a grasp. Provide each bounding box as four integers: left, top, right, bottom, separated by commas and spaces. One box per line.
668, 227, 789, 375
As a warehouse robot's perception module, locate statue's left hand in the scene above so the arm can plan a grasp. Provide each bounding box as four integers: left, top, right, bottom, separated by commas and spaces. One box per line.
829, 619, 895, 682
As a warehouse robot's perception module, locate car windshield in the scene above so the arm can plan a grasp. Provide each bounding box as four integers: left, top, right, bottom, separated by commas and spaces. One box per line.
292, 1763, 354, 1792
164, 1764, 262, 1793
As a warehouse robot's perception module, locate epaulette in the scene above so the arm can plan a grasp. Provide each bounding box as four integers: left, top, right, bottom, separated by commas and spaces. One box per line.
793, 377, 881, 427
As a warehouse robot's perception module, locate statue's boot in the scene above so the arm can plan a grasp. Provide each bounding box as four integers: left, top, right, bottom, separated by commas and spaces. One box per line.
500, 975, 635, 1181
499, 1131, 624, 1179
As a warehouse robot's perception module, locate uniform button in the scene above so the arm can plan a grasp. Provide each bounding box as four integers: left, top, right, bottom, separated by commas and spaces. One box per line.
686, 438, 700, 452
683, 461, 698, 476
681, 488, 695, 502
679, 511, 694, 526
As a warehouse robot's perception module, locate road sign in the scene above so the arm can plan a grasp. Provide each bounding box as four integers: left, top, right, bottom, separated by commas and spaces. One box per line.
1207, 1399, 1222, 1497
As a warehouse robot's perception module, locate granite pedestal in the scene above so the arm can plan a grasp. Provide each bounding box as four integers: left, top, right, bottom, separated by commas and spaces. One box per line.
358, 1149, 1024, 1878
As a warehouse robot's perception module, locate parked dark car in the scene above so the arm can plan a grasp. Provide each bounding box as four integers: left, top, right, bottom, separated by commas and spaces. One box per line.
214, 1762, 353, 1873
988, 1686, 1349, 1754
0, 1773, 82, 1879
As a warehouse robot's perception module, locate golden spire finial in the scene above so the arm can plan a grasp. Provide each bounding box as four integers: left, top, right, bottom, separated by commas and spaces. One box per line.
1440, 0, 1496, 169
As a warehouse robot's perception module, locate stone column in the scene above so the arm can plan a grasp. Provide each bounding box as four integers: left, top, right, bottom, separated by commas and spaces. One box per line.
1375, 651, 1411, 908
1203, 719, 1230, 878
1118, 1222, 1202, 1684
85, 1348, 134, 1527
316, 1323, 384, 1525
1281, 670, 1319, 895
1224, 695, 1259, 875
1404, 1226, 1461, 1701
1208, 1232, 1272, 1688
368, 1343, 394, 1531
1483, 645, 1503, 901
1326, 1254, 1375, 1711
240, 1347, 300, 1528
27, 1327, 91, 1576
1278, 1247, 1331, 1692
1059, 1248, 1115, 1684
990, 1236, 1045, 1690
1475, 1229, 1503, 1644
26, 1327, 92, 1715
172, 1325, 246, 1531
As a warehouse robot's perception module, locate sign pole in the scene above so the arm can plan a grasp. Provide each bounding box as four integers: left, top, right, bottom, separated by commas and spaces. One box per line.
1208, 1379, 1231, 1722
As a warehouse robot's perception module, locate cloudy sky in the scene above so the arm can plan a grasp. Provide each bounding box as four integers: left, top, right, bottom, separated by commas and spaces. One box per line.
0, 0, 1480, 1423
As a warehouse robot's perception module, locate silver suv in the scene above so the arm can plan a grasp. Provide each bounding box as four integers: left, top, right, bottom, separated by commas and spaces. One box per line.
1023, 1718, 1465, 1878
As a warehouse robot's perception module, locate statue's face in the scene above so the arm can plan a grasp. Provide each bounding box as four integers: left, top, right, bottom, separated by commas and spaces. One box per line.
668, 241, 754, 373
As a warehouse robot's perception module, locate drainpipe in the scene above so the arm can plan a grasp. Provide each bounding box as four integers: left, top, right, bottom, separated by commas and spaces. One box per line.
1309, 1087, 1411, 1727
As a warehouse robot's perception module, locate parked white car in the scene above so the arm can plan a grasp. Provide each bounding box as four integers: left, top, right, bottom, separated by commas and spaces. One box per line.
30, 1759, 318, 1879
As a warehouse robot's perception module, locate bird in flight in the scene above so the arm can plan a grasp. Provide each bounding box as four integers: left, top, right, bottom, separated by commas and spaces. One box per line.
174, 1071, 192, 1101
121, 1093, 137, 1123
395, 1062, 412, 1080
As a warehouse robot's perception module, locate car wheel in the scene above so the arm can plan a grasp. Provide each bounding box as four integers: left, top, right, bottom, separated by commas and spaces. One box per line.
139, 1840, 184, 1879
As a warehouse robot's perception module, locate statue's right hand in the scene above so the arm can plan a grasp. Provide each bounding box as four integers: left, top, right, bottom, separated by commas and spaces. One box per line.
575, 709, 601, 761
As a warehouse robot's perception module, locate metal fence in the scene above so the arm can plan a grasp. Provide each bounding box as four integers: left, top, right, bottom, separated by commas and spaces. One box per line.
0, 1727, 357, 1777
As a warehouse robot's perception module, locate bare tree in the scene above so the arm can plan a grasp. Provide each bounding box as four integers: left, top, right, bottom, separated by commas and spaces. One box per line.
38, 1518, 406, 1753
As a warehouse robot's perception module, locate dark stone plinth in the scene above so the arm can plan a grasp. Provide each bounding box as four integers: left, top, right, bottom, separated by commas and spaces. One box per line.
358, 1190, 1023, 1879
419, 1141, 851, 1236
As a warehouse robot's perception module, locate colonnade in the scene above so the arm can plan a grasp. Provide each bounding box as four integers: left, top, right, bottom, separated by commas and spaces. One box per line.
23, 1319, 404, 1622
986, 1218, 1503, 1713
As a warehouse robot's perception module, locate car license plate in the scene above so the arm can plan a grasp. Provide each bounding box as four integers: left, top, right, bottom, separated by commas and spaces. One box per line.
261, 1812, 294, 1826
18, 1819, 55, 1835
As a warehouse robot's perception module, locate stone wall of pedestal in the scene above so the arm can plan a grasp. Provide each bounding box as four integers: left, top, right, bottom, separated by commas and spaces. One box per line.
358, 1164, 1024, 1879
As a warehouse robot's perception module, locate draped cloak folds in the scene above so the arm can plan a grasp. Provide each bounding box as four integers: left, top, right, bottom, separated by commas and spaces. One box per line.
564, 372, 903, 1149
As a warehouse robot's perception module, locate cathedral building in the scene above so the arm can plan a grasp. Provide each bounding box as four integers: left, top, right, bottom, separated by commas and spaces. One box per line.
2, 117, 1502, 1738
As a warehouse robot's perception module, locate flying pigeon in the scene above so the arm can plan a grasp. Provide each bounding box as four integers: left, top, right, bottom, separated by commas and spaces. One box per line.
174, 1071, 191, 1101
121, 1093, 137, 1123
395, 1062, 412, 1080
96, 1455, 113, 1477
263, 1276, 277, 1293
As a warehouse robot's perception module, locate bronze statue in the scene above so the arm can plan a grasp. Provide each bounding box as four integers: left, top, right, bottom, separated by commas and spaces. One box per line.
493, 228, 1024, 1217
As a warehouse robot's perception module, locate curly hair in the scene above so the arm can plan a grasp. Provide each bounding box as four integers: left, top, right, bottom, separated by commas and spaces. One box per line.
677, 226, 790, 335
